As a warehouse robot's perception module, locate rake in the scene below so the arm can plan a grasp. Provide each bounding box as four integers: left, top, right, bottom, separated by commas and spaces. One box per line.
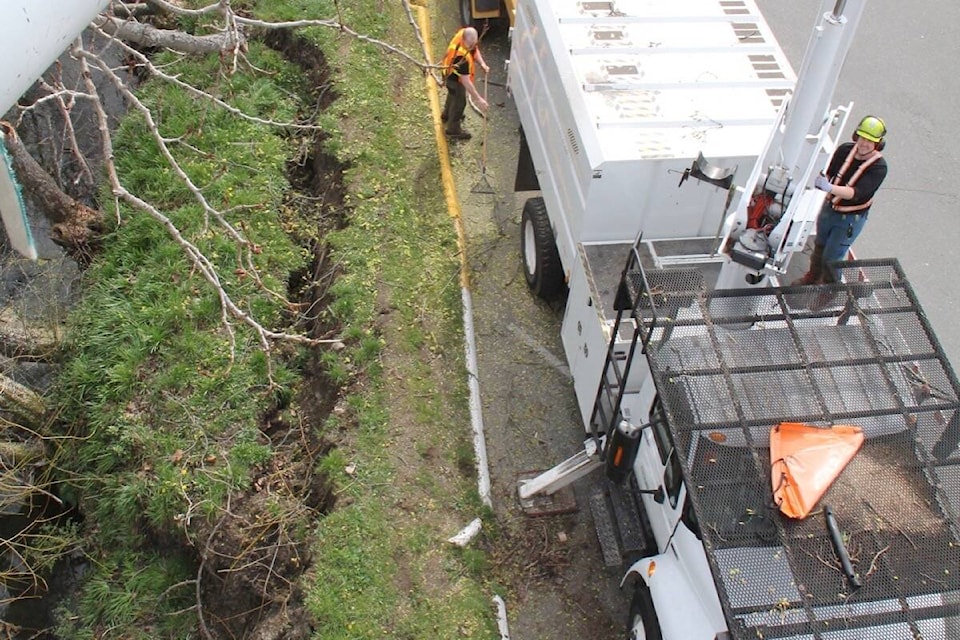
471, 75, 495, 195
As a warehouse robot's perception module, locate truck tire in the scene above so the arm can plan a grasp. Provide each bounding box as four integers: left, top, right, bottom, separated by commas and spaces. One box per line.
627, 581, 662, 640
521, 197, 564, 300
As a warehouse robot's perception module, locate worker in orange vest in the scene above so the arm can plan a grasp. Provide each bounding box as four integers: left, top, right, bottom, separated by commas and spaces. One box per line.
794, 115, 889, 286
441, 26, 489, 140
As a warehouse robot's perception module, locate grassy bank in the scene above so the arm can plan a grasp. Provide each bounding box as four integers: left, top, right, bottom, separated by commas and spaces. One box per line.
45, 1, 497, 638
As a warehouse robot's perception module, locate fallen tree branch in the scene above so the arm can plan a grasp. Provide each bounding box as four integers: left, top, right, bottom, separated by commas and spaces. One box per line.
37, 64, 97, 189
146, 0, 433, 74
401, 0, 442, 86
0, 122, 103, 258
93, 27, 322, 132
73, 39, 342, 379
145, 0, 223, 17
111, 2, 156, 19
94, 14, 245, 56
0, 307, 60, 361
235, 16, 430, 72
0, 373, 47, 429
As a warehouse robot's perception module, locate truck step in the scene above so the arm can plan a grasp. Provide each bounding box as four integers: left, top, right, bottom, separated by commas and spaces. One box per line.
588, 487, 622, 567
608, 482, 647, 556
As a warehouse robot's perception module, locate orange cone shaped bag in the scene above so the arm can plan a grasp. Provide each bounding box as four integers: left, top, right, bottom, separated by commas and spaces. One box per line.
770, 422, 865, 519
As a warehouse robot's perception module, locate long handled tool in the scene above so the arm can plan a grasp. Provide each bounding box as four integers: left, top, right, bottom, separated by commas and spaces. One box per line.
471, 75, 495, 195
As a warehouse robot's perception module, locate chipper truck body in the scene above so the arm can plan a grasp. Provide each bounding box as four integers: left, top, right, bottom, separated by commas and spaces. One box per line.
506, 1, 960, 638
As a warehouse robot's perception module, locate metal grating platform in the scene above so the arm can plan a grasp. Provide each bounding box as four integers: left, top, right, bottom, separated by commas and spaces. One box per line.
633, 258, 960, 639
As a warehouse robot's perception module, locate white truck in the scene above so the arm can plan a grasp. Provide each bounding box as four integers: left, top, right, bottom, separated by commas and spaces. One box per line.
507, 1, 960, 639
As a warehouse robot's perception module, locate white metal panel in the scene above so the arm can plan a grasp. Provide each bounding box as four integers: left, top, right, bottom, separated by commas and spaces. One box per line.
538, 0, 795, 160
0, 0, 110, 115
582, 157, 748, 242
509, 0, 798, 249
560, 260, 609, 429
511, 0, 596, 274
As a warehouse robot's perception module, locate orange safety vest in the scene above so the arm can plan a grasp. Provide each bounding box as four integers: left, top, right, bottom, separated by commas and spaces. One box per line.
828, 145, 883, 213
442, 28, 475, 81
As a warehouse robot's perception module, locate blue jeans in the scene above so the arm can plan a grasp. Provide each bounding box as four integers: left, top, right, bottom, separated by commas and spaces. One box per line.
815, 202, 868, 282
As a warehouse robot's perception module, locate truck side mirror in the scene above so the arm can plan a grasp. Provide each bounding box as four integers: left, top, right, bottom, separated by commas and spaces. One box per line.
634, 485, 665, 504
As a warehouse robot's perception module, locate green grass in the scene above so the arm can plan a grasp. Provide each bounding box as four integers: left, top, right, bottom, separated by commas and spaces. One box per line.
43, 1, 499, 637
52, 551, 197, 639
52, 27, 311, 632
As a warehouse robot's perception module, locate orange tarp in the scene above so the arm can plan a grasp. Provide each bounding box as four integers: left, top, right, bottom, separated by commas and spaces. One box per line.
770, 422, 864, 519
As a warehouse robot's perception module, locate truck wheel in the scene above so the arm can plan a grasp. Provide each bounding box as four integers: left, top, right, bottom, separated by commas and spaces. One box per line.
627, 581, 662, 640
521, 197, 564, 300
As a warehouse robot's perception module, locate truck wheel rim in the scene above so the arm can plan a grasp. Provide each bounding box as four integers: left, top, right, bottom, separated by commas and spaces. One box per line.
523, 218, 537, 276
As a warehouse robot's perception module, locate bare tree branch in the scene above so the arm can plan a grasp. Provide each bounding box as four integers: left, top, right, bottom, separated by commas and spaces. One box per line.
95, 14, 244, 55
111, 2, 156, 19
145, 0, 438, 80
144, 0, 223, 17
75, 41, 342, 374
36, 72, 97, 189
93, 27, 322, 131
234, 15, 433, 72
401, 0, 443, 85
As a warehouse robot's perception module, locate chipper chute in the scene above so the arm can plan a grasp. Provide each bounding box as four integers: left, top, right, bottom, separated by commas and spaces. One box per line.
770, 421, 864, 519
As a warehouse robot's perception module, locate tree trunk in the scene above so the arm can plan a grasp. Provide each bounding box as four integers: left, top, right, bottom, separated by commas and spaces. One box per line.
0, 372, 46, 428
95, 15, 246, 55
0, 121, 103, 260
0, 308, 60, 361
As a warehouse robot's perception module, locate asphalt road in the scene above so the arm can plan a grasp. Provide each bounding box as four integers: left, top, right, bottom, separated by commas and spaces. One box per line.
757, 0, 960, 365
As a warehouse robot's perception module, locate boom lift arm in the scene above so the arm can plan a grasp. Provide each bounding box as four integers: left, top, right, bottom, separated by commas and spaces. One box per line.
716, 0, 865, 291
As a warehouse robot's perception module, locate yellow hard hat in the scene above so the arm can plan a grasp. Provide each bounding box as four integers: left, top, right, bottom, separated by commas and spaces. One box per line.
855, 116, 886, 143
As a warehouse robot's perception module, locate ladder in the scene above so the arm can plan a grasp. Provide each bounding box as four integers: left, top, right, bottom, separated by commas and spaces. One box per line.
588, 236, 657, 459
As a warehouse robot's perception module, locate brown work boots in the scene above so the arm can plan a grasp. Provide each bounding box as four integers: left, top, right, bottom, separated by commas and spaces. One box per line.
790, 244, 838, 310
441, 113, 471, 139
444, 123, 471, 140
790, 244, 825, 286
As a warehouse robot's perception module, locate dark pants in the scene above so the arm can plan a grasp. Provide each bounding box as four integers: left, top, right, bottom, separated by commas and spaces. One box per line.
442, 76, 466, 133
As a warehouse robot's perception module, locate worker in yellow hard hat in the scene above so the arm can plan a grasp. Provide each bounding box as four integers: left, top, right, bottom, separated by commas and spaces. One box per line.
794, 115, 889, 288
